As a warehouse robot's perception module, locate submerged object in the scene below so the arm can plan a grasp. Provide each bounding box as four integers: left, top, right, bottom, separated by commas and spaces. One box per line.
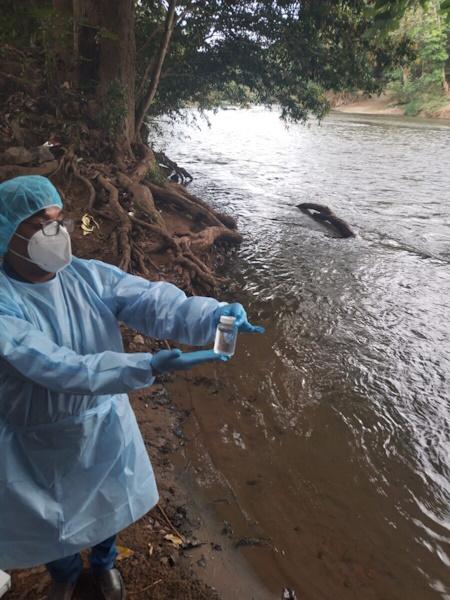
297, 202, 355, 238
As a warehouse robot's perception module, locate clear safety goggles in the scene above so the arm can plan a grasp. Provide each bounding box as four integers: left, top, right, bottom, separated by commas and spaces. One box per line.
40, 218, 75, 236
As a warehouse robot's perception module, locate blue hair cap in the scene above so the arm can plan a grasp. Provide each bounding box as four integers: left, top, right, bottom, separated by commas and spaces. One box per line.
0, 175, 63, 255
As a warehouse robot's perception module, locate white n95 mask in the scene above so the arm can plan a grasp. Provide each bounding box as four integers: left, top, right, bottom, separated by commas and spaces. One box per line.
11, 225, 72, 273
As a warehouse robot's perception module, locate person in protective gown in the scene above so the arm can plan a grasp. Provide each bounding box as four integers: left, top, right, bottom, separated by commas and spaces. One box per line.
0, 176, 263, 600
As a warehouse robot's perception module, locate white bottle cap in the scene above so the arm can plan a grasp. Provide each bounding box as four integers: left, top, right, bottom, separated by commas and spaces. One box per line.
219, 315, 236, 326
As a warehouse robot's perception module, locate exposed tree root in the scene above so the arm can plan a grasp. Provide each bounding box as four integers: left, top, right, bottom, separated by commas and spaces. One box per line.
180, 226, 243, 253
129, 144, 157, 182
148, 182, 226, 228
171, 183, 238, 230
0, 160, 59, 182
83, 157, 240, 292
155, 151, 193, 184
117, 171, 166, 229
129, 215, 178, 251
97, 174, 133, 272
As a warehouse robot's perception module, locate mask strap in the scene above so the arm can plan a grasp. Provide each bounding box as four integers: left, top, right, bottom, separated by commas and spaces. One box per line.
13, 231, 31, 243
8, 248, 37, 266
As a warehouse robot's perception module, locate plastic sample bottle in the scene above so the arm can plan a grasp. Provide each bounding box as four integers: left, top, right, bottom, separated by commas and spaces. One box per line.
214, 315, 238, 357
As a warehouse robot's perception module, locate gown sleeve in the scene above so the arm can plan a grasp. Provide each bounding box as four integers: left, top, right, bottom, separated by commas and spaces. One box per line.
0, 312, 156, 395
82, 259, 223, 346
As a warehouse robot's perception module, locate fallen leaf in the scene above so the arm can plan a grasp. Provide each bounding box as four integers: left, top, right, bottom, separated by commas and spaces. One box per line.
164, 533, 184, 547
116, 545, 134, 561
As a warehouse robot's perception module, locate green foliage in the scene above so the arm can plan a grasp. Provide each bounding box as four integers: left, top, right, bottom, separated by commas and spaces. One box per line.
388, 1, 449, 115
145, 163, 167, 185
98, 80, 127, 139
371, 0, 450, 31
136, 0, 414, 124
0, 1, 73, 86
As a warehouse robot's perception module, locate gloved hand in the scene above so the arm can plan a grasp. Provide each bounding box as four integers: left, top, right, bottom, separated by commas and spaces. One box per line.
213, 303, 265, 334
151, 348, 230, 374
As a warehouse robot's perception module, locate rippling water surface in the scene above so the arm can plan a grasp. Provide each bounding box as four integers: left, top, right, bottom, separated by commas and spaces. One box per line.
158, 109, 450, 599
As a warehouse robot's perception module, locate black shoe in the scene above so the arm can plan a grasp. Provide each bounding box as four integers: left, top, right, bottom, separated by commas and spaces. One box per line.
47, 580, 76, 600
92, 568, 126, 600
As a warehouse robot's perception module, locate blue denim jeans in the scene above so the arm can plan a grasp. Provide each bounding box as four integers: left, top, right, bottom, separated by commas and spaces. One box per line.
45, 535, 118, 584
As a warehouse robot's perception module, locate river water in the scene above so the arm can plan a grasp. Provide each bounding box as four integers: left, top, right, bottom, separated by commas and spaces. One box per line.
158, 108, 450, 599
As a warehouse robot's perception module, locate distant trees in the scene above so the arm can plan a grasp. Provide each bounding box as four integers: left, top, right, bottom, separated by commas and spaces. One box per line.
388, 0, 450, 115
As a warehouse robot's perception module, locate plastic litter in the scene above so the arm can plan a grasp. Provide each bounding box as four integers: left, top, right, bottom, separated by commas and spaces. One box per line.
81, 213, 99, 236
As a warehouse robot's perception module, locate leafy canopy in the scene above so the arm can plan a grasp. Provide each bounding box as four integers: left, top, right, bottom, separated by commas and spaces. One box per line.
137, 0, 415, 122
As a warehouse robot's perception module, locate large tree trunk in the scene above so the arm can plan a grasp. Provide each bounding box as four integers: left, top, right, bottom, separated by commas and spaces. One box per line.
97, 0, 136, 149
74, 0, 136, 151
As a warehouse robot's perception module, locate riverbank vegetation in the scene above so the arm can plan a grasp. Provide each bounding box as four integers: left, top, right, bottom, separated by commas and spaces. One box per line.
386, 0, 450, 116
329, 0, 450, 118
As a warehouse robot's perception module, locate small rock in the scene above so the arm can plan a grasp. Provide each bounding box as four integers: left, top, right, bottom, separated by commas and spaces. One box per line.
211, 543, 222, 552
132, 334, 145, 345
173, 426, 184, 439
168, 553, 178, 567
182, 539, 203, 550
158, 442, 171, 454
221, 521, 233, 536
153, 389, 170, 406
196, 556, 207, 568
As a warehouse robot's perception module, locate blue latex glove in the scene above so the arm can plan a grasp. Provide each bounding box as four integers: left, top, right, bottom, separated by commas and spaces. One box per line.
151, 348, 229, 374
214, 303, 265, 334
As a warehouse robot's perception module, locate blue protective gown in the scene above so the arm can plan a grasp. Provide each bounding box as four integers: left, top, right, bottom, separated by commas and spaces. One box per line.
0, 257, 220, 569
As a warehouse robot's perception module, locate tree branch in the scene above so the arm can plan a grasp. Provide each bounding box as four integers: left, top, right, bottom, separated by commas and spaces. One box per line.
135, 0, 178, 134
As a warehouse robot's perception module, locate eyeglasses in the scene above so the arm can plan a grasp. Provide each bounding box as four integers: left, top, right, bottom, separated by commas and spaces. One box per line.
41, 219, 75, 236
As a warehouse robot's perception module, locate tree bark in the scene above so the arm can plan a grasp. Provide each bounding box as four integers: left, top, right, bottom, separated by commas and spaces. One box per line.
97, 0, 136, 149
73, 0, 100, 89
74, 0, 136, 150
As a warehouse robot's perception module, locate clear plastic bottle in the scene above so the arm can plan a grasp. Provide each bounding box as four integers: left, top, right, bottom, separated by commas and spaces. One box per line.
214, 315, 238, 357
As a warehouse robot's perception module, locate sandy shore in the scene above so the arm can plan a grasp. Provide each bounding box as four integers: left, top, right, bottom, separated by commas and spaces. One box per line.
332, 92, 450, 119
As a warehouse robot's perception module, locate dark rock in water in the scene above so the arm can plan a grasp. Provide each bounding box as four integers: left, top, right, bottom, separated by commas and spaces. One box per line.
282, 588, 298, 599
297, 202, 355, 238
